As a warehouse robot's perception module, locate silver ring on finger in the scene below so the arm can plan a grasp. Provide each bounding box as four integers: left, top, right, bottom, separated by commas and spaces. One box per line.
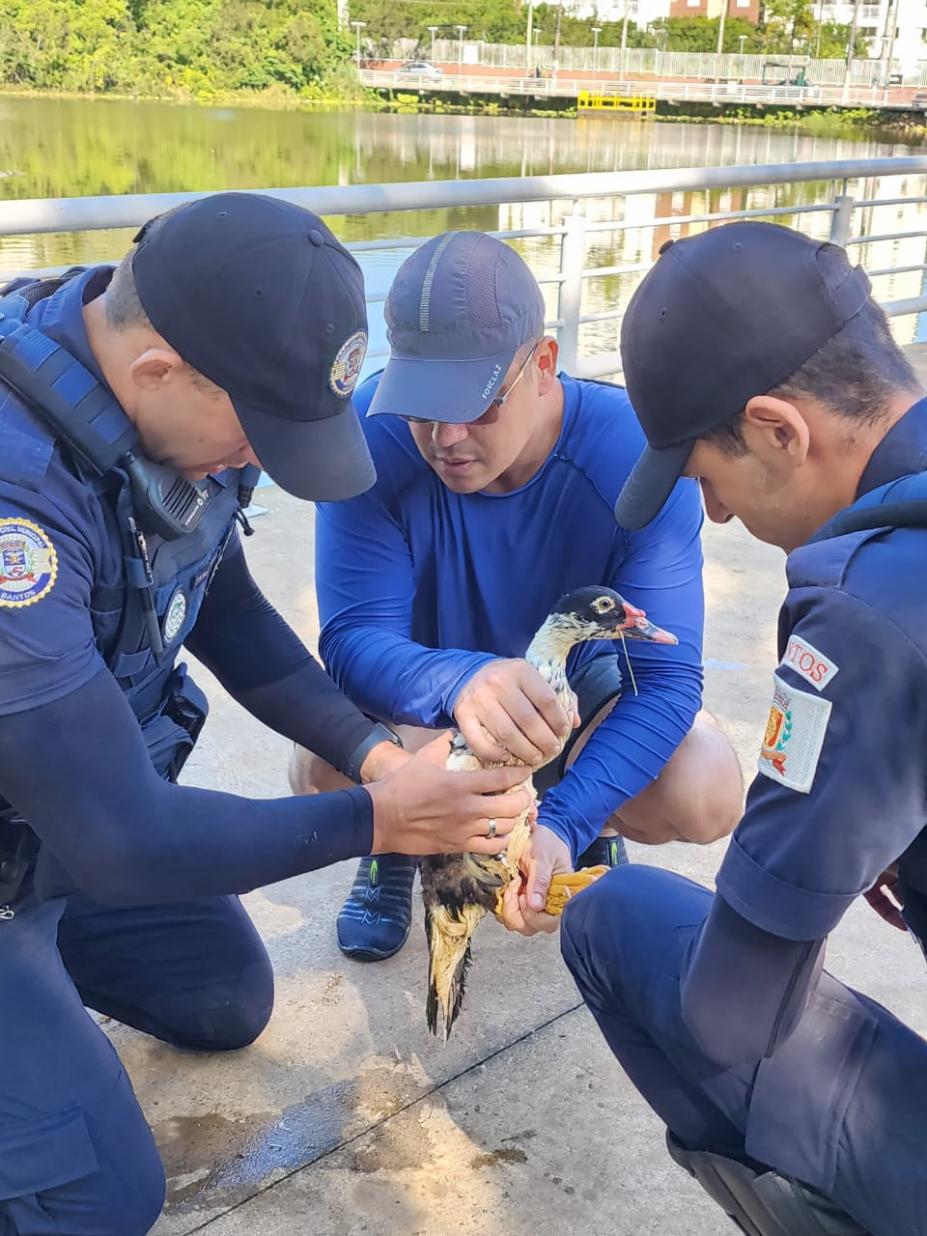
486, 818, 497, 839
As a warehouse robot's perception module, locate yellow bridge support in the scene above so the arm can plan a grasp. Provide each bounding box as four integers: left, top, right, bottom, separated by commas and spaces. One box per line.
577, 90, 656, 116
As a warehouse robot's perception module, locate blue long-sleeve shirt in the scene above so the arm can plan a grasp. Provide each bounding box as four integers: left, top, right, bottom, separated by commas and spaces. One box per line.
316, 372, 705, 854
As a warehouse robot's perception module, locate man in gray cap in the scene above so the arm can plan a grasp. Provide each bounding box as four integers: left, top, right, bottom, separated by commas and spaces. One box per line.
291, 230, 742, 960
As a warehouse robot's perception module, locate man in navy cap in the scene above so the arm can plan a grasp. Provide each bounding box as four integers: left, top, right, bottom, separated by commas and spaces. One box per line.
562, 221, 927, 1236
0, 194, 533, 1235
291, 230, 743, 960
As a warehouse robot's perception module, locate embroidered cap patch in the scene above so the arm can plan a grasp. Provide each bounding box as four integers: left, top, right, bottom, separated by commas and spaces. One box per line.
329, 330, 368, 399
758, 672, 832, 794
0, 518, 58, 608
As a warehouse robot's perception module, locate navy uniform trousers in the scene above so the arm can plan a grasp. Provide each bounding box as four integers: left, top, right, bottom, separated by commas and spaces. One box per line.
562, 865, 927, 1236
0, 887, 274, 1236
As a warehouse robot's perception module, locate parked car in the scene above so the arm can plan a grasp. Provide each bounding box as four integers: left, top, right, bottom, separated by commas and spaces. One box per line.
397, 60, 444, 79
912, 91, 927, 109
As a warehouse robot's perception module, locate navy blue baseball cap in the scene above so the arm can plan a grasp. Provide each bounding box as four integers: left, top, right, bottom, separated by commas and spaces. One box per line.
615, 222, 872, 530
131, 192, 375, 502
368, 231, 546, 422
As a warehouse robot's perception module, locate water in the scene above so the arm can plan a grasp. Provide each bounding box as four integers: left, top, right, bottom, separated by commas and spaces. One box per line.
2, 96, 926, 358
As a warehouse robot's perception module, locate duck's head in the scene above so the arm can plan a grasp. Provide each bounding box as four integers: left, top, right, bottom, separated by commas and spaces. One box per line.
547, 586, 678, 646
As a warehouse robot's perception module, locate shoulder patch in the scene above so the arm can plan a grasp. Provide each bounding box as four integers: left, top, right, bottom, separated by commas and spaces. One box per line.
0, 518, 58, 608
780, 635, 839, 692
758, 672, 831, 794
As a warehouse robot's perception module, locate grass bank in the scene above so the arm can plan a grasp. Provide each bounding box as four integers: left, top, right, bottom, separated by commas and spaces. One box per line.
0, 66, 381, 113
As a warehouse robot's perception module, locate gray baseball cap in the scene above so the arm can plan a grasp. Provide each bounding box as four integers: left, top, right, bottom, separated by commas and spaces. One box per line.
367, 231, 546, 423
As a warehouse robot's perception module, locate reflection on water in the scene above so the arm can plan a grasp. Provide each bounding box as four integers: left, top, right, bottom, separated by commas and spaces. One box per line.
2, 97, 926, 359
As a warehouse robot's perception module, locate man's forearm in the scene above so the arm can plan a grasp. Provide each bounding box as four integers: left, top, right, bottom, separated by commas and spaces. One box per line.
540, 666, 701, 856
234, 660, 380, 777
320, 621, 494, 729
186, 540, 381, 775
680, 895, 825, 1066
0, 669, 374, 906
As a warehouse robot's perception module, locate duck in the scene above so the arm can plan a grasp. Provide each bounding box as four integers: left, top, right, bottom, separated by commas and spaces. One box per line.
421, 585, 677, 1040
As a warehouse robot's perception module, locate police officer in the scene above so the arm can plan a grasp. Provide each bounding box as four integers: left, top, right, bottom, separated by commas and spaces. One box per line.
0, 192, 531, 1236
560, 222, 927, 1236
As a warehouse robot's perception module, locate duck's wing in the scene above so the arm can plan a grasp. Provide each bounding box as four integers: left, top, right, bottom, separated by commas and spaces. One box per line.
420, 851, 508, 913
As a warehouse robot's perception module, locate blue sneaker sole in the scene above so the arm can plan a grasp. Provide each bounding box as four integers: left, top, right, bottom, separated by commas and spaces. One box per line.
336, 933, 411, 962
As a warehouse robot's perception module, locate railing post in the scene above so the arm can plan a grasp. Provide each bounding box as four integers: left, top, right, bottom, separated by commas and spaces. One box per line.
557, 209, 587, 375
830, 192, 856, 247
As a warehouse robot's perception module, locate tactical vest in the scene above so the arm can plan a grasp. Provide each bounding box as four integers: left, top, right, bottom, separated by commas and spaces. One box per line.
0, 271, 254, 899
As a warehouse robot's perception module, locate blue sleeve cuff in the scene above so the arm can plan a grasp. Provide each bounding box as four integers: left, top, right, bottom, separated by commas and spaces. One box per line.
333, 786, 376, 860
716, 835, 858, 942
438, 652, 498, 727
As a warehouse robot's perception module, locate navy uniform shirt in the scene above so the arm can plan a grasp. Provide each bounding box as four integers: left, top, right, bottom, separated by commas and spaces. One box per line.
0, 268, 376, 906
716, 398, 927, 942
677, 398, 927, 1069
0, 268, 127, 714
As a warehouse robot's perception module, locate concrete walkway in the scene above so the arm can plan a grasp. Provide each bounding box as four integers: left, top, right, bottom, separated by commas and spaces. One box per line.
120, 443, 927, 1234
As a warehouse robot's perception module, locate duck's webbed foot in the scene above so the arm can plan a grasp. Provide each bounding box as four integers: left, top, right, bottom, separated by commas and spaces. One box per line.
543, 865, 609, 915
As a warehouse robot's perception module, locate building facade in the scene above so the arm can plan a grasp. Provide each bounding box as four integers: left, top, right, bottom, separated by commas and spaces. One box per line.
561, 0, 927, 61
562, 0, 759, 25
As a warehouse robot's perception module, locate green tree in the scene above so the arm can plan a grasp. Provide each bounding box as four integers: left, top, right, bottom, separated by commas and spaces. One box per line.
0, 0, 352, 99
762, 0, 814, 53
1, 0, 138, 92
350, 0, 525, 53
649, 14, 763, 52
814, 20, 867, 58
348, 0, 652, 53
648, 5, 867, 57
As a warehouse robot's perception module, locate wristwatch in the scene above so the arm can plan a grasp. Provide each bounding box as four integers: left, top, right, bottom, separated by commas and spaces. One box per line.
343, 722, 403, 785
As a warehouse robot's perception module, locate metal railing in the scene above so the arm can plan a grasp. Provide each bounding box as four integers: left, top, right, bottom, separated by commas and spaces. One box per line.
381, 38, 923, 86
359, 68, 904, 108
2, 157, 926, 379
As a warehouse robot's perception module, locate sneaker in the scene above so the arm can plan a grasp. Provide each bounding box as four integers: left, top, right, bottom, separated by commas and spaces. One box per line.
336, 854, 418, 961
576, 834, 629, 870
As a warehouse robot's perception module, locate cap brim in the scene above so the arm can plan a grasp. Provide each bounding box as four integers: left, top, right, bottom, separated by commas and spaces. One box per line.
236, 401, 376, 502
614, 440, 694, 530
366, 347, 518, 423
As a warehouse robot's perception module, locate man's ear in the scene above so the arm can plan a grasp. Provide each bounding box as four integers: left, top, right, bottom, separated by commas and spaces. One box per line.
535, 336, 559, 395
741, 394, 810, 469
128, 347, 185, 392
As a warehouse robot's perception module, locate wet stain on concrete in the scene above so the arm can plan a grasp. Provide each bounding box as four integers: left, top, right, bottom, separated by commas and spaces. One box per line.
157, 1079, 356, 1209
155, 1065, 419, 1212
156, 1109, 274, 1186
469, 1147, 528, 1168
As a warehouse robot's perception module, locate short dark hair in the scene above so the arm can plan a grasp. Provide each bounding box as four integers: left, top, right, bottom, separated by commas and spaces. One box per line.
105, 250, 153, 332
105, 215, 221, 396
703, 267, 918, 456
